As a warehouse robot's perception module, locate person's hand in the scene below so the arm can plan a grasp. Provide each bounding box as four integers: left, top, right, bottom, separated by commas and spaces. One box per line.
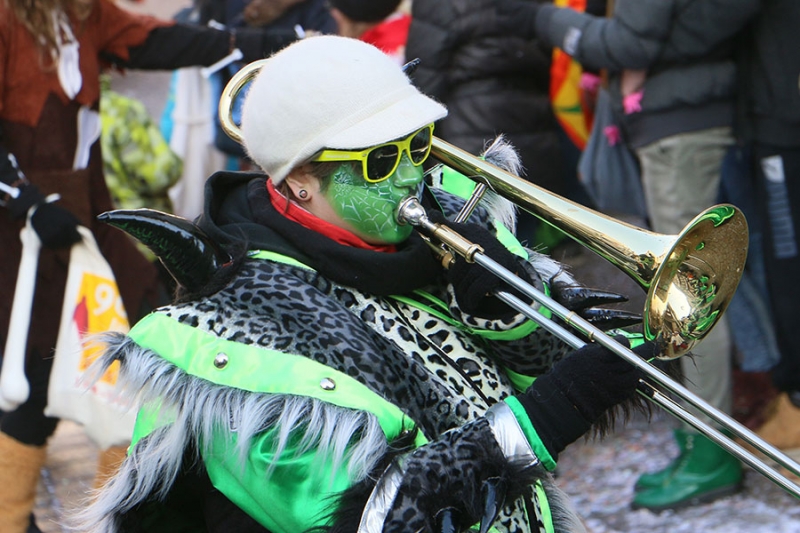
428, 210, 530, 318
517, 337, 656, 459
233, 27, 298, 63
549, 271, 642, 330
496, 0, 541, 39
379, 418, 538, 533
7, 183, 81, 249
30, 201, 82, 249
368, 339, 657, 532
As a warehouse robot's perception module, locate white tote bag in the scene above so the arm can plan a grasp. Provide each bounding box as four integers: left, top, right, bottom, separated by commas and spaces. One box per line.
45, 226, 136, 449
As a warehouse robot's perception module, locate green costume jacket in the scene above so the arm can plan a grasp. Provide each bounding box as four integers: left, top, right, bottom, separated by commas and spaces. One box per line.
84, 172, 587, 533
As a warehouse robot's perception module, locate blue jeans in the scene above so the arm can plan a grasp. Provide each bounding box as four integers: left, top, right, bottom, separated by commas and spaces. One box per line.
718, 144, 781, 372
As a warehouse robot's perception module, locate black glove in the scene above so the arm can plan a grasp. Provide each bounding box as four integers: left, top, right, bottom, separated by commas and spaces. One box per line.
7, 183, 81, 249
516, 338, 656, 460
30, 201, 82, 249
496, 0, 541, 39
372, 339, 657, 533
381, 417, 537, 533
234, 26, 298, 62
428, 210, 531, 318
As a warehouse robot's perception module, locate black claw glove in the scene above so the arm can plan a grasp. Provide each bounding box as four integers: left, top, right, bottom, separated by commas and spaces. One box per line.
382, 418, 533, 533
428, 210, 530, 318
516, 338, 655, 460
496, 0, 541, 39
7, 183, 81, 249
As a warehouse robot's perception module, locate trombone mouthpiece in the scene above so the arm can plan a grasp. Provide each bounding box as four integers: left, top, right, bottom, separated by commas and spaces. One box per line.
396, 196, 427, 227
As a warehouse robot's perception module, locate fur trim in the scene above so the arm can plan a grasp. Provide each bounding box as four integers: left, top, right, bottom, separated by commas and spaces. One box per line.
541, 474, 588, 533
73, 333, 388, 532
428, 135, 521, 234
480, 135, 521, 235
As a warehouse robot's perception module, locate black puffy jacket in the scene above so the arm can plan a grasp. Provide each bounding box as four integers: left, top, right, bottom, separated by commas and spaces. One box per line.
406, 0, 565, 195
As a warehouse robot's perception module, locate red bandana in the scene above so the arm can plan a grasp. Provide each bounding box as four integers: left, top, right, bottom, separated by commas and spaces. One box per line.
267, 180, 397, 253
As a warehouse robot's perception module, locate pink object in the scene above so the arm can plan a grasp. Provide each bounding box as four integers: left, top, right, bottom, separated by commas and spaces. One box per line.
603, 125, 621, 147
623, 91, 644, 114
579, 73, 602, 93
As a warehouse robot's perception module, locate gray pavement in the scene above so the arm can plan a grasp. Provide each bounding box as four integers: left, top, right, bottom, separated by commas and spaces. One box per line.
557, 411, 800, 532
35, 422, 98, 533
32, 0, 800, 529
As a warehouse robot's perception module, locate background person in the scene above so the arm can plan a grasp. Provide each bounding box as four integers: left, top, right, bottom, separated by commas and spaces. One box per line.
0, 0, 302, 530
734, 0, 800, 456
405, 0, 571, 251
328, 0, 411, 63
82, 35, 657, 533
495, 0, 762, 511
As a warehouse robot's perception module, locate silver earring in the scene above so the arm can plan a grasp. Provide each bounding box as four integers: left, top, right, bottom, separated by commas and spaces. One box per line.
298, 189, 308, 199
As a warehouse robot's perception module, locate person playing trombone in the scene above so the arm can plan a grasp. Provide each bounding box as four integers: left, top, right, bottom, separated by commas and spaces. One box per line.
82, 35, 658, 533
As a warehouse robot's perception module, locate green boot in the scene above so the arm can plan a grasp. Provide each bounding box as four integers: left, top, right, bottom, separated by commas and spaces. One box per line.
631, 432, 742, 512
634, 429, 690, 491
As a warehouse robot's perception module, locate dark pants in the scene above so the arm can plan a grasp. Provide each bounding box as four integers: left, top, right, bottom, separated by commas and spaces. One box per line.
753, 143, 800, 393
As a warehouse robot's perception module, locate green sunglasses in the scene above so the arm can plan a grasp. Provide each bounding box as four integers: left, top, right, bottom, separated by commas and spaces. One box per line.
311, 124, 434, 183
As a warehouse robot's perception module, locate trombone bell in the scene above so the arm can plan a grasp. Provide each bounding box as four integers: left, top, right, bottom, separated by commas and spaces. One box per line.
429, 137, 748, 359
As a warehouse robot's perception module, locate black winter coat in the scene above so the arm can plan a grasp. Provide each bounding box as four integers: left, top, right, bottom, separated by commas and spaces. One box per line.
406, 0, 566, 196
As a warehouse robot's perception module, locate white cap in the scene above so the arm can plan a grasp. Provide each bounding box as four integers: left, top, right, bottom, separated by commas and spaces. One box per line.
240, 35, 447, 184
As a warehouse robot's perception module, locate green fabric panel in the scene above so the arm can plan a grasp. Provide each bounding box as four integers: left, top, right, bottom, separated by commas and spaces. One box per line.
503, 396, 557, 471
248, 250, 314, 270
440, 164, 479, 199
127, 313, 426, 448
130, 402, 175, 450
535, 480, 556, 533
607, 328, 648, 356
504, 368, 537, 393
203, 428, 353, 533
494, 222, 528, 259
606, 328, 645, 348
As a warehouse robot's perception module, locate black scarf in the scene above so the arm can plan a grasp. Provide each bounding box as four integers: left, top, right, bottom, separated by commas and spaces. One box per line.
246, 178, 443, 296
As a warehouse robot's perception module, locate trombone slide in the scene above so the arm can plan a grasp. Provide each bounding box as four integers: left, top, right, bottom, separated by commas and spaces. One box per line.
397, 196, 800, 501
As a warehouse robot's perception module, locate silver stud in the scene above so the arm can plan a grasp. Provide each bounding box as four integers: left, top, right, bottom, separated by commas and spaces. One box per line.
214, 353, 229, 369
320, 378, 336, 391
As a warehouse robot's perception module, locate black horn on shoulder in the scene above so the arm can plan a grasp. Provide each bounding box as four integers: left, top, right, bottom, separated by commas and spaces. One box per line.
97, 209, 230, 293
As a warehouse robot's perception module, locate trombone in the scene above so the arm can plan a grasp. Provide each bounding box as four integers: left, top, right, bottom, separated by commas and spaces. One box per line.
218, 61, 800, 500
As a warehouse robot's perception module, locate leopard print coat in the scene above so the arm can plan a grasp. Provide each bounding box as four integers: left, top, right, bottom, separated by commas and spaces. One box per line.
80, 176, 586, 533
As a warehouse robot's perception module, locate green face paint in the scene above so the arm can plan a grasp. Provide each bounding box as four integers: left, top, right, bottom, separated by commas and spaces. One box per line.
324, 154, 424, 244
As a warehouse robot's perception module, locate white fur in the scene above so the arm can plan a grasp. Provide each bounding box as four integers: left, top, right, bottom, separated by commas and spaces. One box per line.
73, 334, 388, 532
